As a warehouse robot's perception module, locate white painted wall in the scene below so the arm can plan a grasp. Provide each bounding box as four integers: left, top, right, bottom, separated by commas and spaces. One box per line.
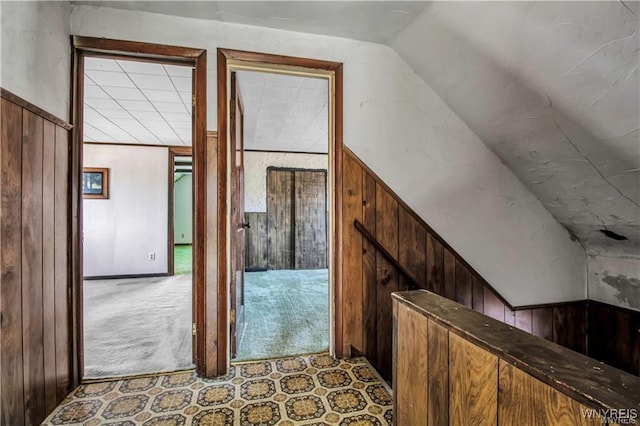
174, 173, 192, 244
71, 5, 586, 306
0, 1, 70, 120
244, 151, 328, 213
588, 253, 640, 312
83, 144, 169, 277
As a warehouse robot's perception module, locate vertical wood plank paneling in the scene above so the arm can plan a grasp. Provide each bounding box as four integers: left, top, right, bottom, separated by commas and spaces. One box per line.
553, 307, 568, 348
375, 183, 398, 377
515, 310, 533, 334
398, 207, 426, 290
454, 260, 472, 308
42, 120, 57, 413
566, 303, 587, 355
244, 212, 268, 270
498, 360, 600, 426
449, 333, 498, 426
362, 170, 377, 362
532, 308, 553, 341
443, 249, 456, 300
21, 109, 46, 425
1, 98, 25, 426
483, 288, 505, 322
428, 320, 449, 426
472, 276, 484, 314
394, 302, 428, 425
54, 125, 70, 403
294, 171, 327, 269
426, 233, 444, 295
342, 154, 363, 354
267, 169, 294, 269
504, 306, 516, 327
615, 310, 632, 374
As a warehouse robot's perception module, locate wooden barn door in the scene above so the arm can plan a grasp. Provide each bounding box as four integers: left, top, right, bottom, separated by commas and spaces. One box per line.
266, 168, 327, 270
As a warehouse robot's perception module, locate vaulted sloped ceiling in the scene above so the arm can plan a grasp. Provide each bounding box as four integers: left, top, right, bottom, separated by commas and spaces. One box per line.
72, 1, 639, 258
391, 1, 639, 257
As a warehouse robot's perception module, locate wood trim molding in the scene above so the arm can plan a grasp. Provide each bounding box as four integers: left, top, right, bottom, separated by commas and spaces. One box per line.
73, 36, 204, 59
1, 88, 72, 130
217, 48, 344, 372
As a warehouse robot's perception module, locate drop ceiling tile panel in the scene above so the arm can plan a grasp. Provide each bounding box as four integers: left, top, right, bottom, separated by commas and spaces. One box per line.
118, 100, 156, 112
130, 110, 164, 121
84, 124, 112, 142
143, 89, 182, 103
103, 86, 147, 101
170, 76, 192, 92
85, 57, 121, 72
86, 70, 136, 88
164, 64, 192, 78
179, 92, 192, 104
100, 108, 134, 120
155, 102, 189, 113
117, 59, 166, 75
84, 85, 110, 99
161, 112, 191, 122
128, 73, 173, 90
85, 98, 121, 110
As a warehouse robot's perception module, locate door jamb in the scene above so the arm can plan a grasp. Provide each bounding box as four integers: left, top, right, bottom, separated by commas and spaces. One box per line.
70, 36, 207, 382
217, 48, 344, 373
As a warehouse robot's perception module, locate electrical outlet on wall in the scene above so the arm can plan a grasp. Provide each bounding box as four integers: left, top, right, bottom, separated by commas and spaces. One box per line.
148, 252, 156, 261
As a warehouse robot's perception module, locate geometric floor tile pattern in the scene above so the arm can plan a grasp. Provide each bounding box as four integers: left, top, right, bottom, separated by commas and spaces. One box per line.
43, 353, 393, 425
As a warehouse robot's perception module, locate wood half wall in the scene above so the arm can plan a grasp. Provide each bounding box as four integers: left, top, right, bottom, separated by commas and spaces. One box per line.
1, 89, 73, 425
340, 147, 639, 379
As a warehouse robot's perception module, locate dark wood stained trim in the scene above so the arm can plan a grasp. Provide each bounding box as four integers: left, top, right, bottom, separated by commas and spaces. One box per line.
217, 48, 344, 369
588, 299, 640, 316
73, 36, 204, 59
515, 299, 590, 312
72, 36, 208, 379
76, 50, 194, 67
218, 48, 342, 71
344, 146, 516, 311
267, 166, 328, 174
84, 273, 170, 281
84, 141, 191, 150
1, 88, 72, 130
245, 149, 328, 155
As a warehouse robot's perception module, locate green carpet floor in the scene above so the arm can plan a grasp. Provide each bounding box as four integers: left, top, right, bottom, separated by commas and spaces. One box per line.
174, 244, 192, 275
234, 269, 329, 362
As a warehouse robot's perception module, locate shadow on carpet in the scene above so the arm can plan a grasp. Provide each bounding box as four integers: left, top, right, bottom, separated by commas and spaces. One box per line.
234, 269, 329, 362
83, 274, 193, 378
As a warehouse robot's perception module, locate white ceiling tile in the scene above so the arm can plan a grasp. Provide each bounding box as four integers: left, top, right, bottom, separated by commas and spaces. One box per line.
103, 86, 146, 101
143, 89, 182, 103
130, 110, 164, 121
117, 59, 166, 75
129, 73, 173, 90
161, 112, 191, 122
100, 108, 133, 120
85, 57, 121, 72
84, 85, 110, 99
118, 100, 155, 112
155, 102, 189, 113
170, 76, 192, 92
179, 92, 192, 104
85, 98, 121, 110
86, 70, 136, 88
164, 64, 193, 78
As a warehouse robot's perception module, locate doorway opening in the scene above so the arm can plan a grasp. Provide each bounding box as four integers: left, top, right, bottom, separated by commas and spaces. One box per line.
217, 49, 343, 371
71, 37, 207, 380
232, 70, 331, 362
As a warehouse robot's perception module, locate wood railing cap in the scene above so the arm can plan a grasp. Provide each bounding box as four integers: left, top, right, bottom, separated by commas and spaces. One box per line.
393, 290, 640, 411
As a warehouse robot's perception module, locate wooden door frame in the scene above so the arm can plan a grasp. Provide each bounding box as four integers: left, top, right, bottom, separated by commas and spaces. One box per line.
217, 48, 344, 373
70, 36, 208, 381
168, 146, 193, 276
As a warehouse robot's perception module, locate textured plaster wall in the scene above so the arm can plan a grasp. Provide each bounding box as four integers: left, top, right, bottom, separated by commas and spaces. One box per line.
0, 1, 70, 120
71, 5, 586, 306
391, 1, 639, 309
83, 144, 169, 277
244, 151, 328, 213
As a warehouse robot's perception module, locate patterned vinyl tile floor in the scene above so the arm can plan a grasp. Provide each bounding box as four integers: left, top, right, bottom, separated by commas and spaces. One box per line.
43, 353, 393, 425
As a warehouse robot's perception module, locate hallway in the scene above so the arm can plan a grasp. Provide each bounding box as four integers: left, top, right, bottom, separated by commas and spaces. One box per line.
44, 353, 392, 425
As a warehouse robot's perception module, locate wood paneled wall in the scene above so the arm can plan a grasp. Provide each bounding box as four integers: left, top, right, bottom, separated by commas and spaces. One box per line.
244, 212, 268, 270
1, 91, 72, 425
341, 148, 638, 379
393, 292, 640, 426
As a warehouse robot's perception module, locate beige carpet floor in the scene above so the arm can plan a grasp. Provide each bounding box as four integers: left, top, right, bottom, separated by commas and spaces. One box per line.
44, 353, 393, 425
83, 274, 194, 378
